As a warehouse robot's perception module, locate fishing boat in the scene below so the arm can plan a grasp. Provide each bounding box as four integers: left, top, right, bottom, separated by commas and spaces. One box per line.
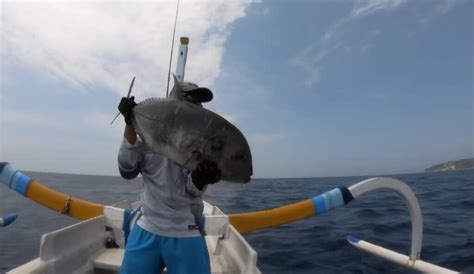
5, 199, 259, 273
0, 161, 460, 273
0, 36, 460, 273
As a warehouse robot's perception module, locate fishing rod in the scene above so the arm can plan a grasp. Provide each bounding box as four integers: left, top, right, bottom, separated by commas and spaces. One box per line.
166, 0, 181, 97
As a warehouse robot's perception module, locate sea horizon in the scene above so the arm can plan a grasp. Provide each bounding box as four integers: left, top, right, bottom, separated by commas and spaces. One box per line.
19, 167, 473, 181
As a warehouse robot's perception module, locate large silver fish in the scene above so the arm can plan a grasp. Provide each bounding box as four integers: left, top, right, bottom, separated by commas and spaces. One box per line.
131, 76, 252, 183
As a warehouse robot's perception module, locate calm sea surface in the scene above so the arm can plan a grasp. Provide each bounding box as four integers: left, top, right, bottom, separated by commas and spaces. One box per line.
0, 170, 473, 273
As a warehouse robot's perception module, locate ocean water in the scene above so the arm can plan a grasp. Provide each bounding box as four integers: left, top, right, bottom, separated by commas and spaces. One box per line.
0, 170, 473, 273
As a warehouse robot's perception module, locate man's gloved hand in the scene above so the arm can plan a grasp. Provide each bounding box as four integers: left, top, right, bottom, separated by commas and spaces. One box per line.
191, 160, 221, 190
118, 96, 137, 125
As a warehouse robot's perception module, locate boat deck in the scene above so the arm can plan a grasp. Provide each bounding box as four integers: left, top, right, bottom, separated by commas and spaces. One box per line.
8, 202, 260, 274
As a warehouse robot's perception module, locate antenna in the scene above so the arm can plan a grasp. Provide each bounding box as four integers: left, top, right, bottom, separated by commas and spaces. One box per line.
166, 0, 180, 97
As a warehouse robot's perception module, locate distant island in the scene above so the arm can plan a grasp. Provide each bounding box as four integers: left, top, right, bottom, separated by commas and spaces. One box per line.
425, 158, 474, 172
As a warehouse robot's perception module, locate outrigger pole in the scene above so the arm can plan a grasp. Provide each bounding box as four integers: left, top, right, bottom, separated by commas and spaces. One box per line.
0, 162, 104, 220
230, 178, 422, 260
0, 213, 17, 227
0, 162, 460, 272
230, 178, 458, 273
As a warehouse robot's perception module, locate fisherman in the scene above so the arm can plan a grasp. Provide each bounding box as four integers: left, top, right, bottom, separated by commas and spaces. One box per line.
117, 81, 221, 274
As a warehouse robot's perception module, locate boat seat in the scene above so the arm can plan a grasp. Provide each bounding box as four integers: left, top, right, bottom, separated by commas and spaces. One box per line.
93, 249, 124, 272
92, 248, 223, 274
93, 240, 226, 274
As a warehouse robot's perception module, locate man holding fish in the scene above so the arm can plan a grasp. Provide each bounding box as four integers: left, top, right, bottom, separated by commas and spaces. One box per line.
117, 80, 221, 274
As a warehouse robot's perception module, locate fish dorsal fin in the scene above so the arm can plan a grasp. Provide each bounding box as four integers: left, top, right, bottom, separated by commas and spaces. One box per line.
169, 74, 184, 101
138, 97, 161, 105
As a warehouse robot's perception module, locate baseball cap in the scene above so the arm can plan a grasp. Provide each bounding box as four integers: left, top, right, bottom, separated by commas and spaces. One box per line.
180, 82, 213, 103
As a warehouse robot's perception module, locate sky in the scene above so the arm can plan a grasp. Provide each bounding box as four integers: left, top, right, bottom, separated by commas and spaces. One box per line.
0, 0, 472, 178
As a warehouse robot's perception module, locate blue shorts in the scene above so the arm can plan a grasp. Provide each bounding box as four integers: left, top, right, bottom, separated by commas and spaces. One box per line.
121, 225, 211, 274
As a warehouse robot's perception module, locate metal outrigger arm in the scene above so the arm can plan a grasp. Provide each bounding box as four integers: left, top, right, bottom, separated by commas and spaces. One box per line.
229, 177, 459, 273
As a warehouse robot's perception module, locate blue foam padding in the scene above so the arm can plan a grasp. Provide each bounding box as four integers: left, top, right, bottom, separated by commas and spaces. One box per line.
0, 163, 16, 188
14, 173, 31, 196
312, 188, 345, 214
0, 214, 18, 227
313, 195, 327, 213
326, 188, 344, 209
346, 235, 360, 244
11, 172, 23, 192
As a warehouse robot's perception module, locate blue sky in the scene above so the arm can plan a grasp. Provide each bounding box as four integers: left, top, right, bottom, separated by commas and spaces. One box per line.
1, 0, 472, 178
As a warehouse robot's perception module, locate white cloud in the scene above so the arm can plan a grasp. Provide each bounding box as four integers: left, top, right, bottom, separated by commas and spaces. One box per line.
416, 0, 468, 29
351, 0, 406, 18
435, 0, 467, 15
290, 0, 468, 88
290, 0, 407, 87
1, 1, 255, 97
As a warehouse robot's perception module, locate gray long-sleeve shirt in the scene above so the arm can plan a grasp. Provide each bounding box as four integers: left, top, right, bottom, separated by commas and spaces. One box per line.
118, 138, 206, 237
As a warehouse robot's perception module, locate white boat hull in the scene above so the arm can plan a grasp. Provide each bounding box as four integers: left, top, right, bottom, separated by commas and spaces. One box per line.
8, 201, 260, 274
